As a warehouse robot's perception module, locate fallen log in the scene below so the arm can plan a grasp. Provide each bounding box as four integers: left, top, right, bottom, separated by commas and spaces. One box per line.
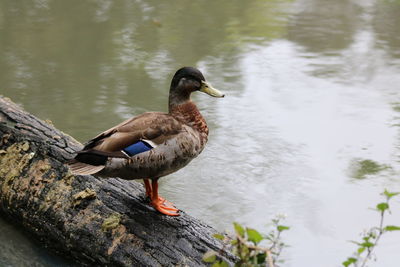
0, 96, 231, 266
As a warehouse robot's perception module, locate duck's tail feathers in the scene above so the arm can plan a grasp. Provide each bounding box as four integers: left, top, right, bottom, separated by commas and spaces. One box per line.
67, 159, 105, 175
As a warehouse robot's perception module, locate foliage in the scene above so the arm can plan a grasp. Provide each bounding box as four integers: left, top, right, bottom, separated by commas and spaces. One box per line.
204, 189, 400, 267
203, 216, 290, 267
342, 189, 400, 267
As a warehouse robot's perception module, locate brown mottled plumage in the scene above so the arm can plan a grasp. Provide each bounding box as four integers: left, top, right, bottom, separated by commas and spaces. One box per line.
68, 67, 224, 216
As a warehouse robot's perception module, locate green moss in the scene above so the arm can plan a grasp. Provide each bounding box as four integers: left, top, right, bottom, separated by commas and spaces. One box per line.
0, 142, 34, 182
350, 159, 390, 179
102, 213, 121, 232
0, 141, 37, 203
72, 188, 96, 207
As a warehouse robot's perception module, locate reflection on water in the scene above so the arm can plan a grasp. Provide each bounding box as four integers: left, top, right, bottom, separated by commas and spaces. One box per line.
288, 0, 361, 54
1, 0, 400, 266
349, 158, 391, 179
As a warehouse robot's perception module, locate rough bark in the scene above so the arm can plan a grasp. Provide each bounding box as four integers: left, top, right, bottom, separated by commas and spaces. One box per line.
0, 96, 231, 266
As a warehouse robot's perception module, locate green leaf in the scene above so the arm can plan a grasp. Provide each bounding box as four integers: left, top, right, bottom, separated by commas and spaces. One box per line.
361, 241, 374, 248
357, 247, 365, 254
376, 202, 389, 212
213, 233, 225, 240
231, 239, 238, 245
211, 261, 221, 267
383, 189, 400, 200
277, 225, 290, 232
219, 260, 230, 267
384, 225, 400, 231
234, 222, 245, 238
342, 257, 357, 267
348, 257, 357, 264
203, 250, 217, 263
246, 228, 263, 244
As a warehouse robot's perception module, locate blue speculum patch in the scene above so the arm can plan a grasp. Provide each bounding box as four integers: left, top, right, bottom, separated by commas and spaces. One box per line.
123, 141, 153, 156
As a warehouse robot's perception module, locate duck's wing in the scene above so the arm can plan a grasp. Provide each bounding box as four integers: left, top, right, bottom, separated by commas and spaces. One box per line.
68, 112, 183, 175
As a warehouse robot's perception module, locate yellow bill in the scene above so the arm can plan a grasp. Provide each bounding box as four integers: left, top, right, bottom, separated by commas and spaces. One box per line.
200, 81, 225, 98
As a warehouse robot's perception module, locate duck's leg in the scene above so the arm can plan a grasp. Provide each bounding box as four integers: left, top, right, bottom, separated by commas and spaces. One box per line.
143, 179, 152, 198
150, 178, 180, 216
143, 178, 174, 208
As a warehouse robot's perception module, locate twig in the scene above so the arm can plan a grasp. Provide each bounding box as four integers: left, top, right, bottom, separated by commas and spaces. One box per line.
266, 250, 274, 267
360, 210, 385, 267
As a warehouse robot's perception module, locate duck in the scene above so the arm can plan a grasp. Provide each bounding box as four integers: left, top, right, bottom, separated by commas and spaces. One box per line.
68, 67, 224, 216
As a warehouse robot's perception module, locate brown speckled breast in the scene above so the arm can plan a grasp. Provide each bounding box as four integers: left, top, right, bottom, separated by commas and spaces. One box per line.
170, 101, 208, 146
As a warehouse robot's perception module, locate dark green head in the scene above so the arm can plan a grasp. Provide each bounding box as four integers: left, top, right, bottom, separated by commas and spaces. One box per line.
170, 67, 205, 90
169, 67, 224, 106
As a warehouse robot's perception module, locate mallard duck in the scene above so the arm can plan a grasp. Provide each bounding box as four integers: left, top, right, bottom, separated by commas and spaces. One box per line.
68, 67, 224, 216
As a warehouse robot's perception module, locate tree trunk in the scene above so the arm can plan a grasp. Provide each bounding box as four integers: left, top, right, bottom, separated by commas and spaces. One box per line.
0, 96, 231, 266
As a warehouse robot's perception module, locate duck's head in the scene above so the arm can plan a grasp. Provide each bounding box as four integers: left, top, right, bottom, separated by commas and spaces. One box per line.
169, 67, 224, 106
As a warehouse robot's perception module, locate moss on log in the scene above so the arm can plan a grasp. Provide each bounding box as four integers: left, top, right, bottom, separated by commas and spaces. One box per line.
0, 96, 231, 266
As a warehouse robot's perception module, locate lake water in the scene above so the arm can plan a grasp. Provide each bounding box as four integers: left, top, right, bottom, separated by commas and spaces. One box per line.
1, 0, 400, 266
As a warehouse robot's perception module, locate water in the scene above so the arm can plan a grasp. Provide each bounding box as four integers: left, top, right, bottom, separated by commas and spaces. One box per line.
1, 0, 400, 266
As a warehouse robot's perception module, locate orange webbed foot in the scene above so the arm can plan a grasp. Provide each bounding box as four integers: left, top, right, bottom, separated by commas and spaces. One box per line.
158, 197, 177, 209
143, 178, 180, 216
151, 198, 180, 216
